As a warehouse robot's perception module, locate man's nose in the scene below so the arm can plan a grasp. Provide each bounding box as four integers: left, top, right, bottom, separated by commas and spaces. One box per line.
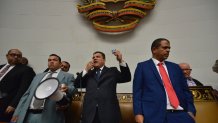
49, 61, 54, 64
184, 71, 189, 75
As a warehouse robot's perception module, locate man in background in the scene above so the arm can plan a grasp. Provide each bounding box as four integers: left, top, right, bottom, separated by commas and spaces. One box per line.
179, 63, 203, 86
61, 61, 70, 72
0, 49, 36, 122
20, 57, 29, 65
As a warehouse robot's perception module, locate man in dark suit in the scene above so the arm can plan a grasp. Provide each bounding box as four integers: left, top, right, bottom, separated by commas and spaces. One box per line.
179, 63, 203, 86
0, 49, 36, 122
75, 50, 131, 123
133, 38, 196, 123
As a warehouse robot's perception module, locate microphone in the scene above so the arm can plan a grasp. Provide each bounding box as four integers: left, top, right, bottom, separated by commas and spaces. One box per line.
76, 72, 80, 76
75, 72, 82, 96
76, 72, 83, 123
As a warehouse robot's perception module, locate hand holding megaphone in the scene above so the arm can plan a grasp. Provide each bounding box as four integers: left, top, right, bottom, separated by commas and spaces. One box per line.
59, 83, 68, 92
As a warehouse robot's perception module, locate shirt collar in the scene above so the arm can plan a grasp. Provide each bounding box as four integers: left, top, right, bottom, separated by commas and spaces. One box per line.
187, 76, 193, 81
48, 68, 61, 73
99, 66, 104, 71
152, 58, 165, 66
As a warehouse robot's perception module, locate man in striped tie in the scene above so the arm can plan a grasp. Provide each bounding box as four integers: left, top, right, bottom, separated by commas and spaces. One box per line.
0, 49, 36, 122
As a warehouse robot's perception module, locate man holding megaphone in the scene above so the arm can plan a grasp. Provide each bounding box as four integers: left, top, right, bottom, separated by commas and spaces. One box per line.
11, 54, 76, 123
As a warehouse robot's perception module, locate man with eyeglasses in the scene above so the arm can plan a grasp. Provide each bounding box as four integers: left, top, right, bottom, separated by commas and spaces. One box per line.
179, 63, 203, 86
0, 49, 36, 122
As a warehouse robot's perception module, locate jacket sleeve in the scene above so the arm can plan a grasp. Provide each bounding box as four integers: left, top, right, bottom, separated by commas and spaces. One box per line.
177, 65, 196, 116
65, 73, 76, 98
133, 63, 143, 115
117, 63, 131, 83
10, 66, 35, 108
74, 71, 88, 88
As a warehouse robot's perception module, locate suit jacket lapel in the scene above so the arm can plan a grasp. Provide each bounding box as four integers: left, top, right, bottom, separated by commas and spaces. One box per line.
57, 71, 64, 82
28, 72, 47, 100
148, 59, 164, 87
95, 66, 109, 83
99, 66, 108, 78
165, 62, 176, 87
34, 73, 47, 89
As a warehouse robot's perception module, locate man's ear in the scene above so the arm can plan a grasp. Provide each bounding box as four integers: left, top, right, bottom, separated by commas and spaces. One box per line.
151, 47, 156, 54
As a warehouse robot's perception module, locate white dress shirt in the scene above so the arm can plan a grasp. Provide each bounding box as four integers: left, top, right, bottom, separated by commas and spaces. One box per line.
152, 58, 183, 110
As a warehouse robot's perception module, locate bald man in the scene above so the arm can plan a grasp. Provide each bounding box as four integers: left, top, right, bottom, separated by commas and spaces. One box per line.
179, 63, 203, 86
0, 49, 35, 122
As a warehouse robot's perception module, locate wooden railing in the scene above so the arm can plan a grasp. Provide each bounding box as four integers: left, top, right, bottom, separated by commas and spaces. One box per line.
65, 86, 218, 123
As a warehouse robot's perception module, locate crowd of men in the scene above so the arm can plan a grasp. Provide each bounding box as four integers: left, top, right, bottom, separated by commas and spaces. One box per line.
1, 38, 216, 123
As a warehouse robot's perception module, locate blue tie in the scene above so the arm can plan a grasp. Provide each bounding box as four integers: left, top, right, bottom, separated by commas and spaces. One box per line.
96, 69, 101, 80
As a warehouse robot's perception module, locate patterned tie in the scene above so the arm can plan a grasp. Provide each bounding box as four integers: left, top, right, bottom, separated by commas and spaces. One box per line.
0, 65, 11, 78
158, 63, 179, 109
33, 72, 54, 109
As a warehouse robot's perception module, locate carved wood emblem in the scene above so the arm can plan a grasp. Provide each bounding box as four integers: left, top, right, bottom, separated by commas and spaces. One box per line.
77, 0, 156, 34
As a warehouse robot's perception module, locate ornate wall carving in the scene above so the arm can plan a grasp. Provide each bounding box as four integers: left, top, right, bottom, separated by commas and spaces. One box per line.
77, 0, 156, 34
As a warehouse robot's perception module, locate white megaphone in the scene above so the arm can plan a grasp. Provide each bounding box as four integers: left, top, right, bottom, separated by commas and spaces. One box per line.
35, 78, 64, 101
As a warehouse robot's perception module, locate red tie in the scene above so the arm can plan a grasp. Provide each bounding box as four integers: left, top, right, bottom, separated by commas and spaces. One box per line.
0, 65, 11, 78
158, 63, 179, 109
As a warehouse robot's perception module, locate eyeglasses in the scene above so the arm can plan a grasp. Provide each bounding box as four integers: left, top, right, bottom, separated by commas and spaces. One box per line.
8, 53, 22, 58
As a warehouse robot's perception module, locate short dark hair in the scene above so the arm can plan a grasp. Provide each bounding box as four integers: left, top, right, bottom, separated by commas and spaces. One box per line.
49, 54, 61, 62
93, 51, 106, 60
151, 38, 169, 50
21, 57, 28, 65
62, 61, 70, 67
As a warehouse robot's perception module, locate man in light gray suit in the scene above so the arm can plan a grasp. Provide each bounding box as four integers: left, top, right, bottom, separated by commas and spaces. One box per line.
11, 54, 75, 123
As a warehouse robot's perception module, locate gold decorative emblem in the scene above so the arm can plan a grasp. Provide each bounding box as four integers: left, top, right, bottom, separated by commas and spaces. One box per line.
189, 86, 216, 102
77, 0, 156, 34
